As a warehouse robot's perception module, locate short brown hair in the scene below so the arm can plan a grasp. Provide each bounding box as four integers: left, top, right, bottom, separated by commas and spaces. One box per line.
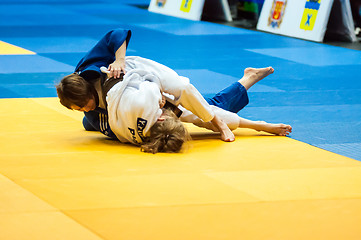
56, 73, 94, 109
141, 109, 190, 154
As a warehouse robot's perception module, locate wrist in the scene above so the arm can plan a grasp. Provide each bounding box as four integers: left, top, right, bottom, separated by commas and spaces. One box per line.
114, 58, 124, 63
211, 115, 223, 130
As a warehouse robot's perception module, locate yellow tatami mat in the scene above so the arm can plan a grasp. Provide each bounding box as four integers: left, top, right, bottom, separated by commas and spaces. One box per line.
1, 97, 361, 240
0, 41, 35, 55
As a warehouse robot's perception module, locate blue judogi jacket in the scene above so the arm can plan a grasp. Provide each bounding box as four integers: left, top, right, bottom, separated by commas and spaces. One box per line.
75, 28, 131, 138
75, 28, 131, 81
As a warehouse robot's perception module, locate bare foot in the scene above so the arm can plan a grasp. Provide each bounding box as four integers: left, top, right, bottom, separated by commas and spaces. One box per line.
239, 67, 274, 90
244, 66, 274, 81
259, 122, 292, 136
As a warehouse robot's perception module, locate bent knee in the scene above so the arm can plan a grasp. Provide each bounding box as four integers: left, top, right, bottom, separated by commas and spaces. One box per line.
82, 117, 97, 131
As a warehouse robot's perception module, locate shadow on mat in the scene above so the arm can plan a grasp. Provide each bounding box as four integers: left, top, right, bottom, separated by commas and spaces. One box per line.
190, 131, 271, 140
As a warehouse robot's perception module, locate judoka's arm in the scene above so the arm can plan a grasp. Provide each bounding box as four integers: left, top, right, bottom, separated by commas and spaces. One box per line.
108, 40, 127, 78
127, 57, 214, 122
171, 79, 234, 142
211, 115, 235, 142
75, 28, 131, 74
163, 79, 235, 142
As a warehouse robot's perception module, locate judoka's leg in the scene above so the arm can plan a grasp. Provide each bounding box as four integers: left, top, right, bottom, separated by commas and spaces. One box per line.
206, 67, 274, 113
235, 67, 292, 135
238, 117, 292, 136
83, 111, 99, 131
205, 82, 249, 113
208, 105, 291, 136
83, 111, 117, 139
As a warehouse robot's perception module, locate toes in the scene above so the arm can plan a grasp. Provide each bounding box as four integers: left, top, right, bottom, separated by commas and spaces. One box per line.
277, 124, 292, 136
286, 125, 292, 133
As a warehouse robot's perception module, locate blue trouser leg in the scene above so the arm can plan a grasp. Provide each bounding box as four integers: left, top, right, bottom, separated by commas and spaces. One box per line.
204, 82, 249, 113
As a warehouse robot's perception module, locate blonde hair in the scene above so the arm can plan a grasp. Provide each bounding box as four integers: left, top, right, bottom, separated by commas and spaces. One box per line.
141, 110, 189, 154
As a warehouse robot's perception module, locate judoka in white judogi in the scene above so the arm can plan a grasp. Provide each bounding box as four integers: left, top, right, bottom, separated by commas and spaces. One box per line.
107, 56, 241, 145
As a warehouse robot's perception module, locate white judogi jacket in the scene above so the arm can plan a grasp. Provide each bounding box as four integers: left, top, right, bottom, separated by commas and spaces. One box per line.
107, 56, 221, 144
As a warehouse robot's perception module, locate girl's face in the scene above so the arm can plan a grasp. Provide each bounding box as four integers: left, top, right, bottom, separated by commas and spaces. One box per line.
71, 97, 96, 112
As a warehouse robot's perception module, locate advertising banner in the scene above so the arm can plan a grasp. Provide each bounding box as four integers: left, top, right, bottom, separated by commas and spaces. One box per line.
148, 0, 206, 21
257, 0, 334, 42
